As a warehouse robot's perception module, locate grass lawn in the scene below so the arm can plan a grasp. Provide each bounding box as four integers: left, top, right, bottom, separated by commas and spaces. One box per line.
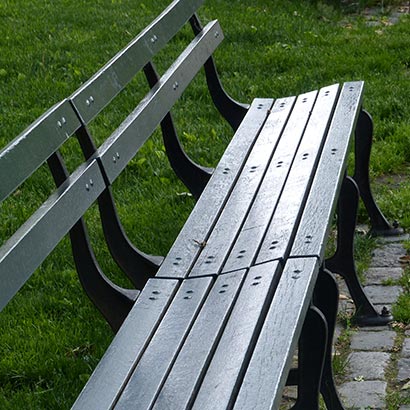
0, 0, 409, 408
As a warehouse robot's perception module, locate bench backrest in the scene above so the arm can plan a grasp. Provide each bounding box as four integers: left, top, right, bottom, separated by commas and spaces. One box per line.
0, 0, 234, 318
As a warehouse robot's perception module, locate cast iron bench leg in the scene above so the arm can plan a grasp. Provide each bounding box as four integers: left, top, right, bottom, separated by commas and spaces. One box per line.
291, 306, 327, 410
47, 152, 138, 332
75, 125, 164, 287
354, 109, 402, 236
326, 176, 392, 326
143, 62, 213, 200
314, 268, 345, 410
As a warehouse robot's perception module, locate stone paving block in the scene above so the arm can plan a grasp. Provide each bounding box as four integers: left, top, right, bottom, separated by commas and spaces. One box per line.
339, 380, 386, 409
398, 358, 410, 383
377, 233, 410, 244
378, 233, 410, 244
402, 338, 410, 358
350, 330, 396, 352
364, 285, 402, 304
371, 243, 406, 267
364, 267, 403, 286
347, 351, 390, 380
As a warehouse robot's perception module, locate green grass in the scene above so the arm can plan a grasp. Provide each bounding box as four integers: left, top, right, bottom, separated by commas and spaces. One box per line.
1, 0, 410, 407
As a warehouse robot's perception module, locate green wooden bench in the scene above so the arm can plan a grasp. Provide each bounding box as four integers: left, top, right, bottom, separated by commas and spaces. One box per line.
0, 0, 398, 408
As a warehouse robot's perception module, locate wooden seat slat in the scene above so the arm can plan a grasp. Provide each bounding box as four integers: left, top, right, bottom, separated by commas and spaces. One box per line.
71, 278, 179, 410
114, 277, 212, 409
221, 91, 315, 273
290, 82, 364, 260
189, 98, 294, 277
155, 99, 273, 279
190, 261, 281, 410
152, 270, 246, 410
255, 84, 340, 265
233, 257, 319, 410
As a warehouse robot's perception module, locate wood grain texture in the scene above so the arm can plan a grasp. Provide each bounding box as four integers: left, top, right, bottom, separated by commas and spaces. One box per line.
191, 261, 281, 410
114, 277, 212, 410
156, 99, 273, 279
152, 270, 246, 410
72, 278, 179, 410
233, 258, 319, 410
189, 97, 294, 277
256, 84, 340, 265
290, 81, 364, 260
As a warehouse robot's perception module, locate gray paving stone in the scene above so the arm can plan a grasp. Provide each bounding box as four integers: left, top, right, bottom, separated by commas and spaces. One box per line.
338, 380, 386, 409
402, 338, 410, 358
371, 243, 406, 267
364, 267, 403, 286
377, 233, 410, 244
398, 358, 410, 383
364, 285, 402, 304
350, 330, 396, 352
347, 351, 390, 380
399, 406, 410, 410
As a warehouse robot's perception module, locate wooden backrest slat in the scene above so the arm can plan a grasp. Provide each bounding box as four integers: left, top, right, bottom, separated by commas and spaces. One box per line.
0, 100, 81, 202
70, 0, 205, 124
97, 20, 223, 185
0, 159, 106, 311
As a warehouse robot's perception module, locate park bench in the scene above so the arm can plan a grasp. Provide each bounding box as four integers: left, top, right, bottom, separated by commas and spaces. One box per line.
0, 0, 401, 408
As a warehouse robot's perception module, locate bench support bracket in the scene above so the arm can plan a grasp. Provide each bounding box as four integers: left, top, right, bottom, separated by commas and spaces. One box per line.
291, 306, 327, 410
144, 62, 213, 200
75, 125, 163, 287
326, 177, 393, 326
47, 152, 138, 333
354, 109, 402, 237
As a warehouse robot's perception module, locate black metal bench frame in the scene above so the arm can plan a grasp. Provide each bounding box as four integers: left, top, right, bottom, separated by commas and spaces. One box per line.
0, 0, 400, 408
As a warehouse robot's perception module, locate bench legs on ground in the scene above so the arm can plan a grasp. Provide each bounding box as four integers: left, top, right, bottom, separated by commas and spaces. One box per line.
326, 176, 393, 326
143, 62, 214, 200
291, 306, 327, 410
288, 269, 344, 409
354, 109, 402, 237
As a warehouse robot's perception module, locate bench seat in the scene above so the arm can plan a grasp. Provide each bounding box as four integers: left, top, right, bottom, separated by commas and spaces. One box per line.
72, 82, 363, 409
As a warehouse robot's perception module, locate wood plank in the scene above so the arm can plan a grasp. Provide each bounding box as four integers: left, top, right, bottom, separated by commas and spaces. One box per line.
190, 261, 282, 410
72, 278, 179, 410
0, 159, 105, 312
222, 91, 316, 273
188, 97, 295, 277
98, 20, 224, 185
290, 82, 364, 260
152, 270, 246, 410
255, 84, 340, 266
71, 0, 206, 124
114, 276, 213, 410
0, 99, 81, 202
155, 98, 273, 279
232, 257, 319, 410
